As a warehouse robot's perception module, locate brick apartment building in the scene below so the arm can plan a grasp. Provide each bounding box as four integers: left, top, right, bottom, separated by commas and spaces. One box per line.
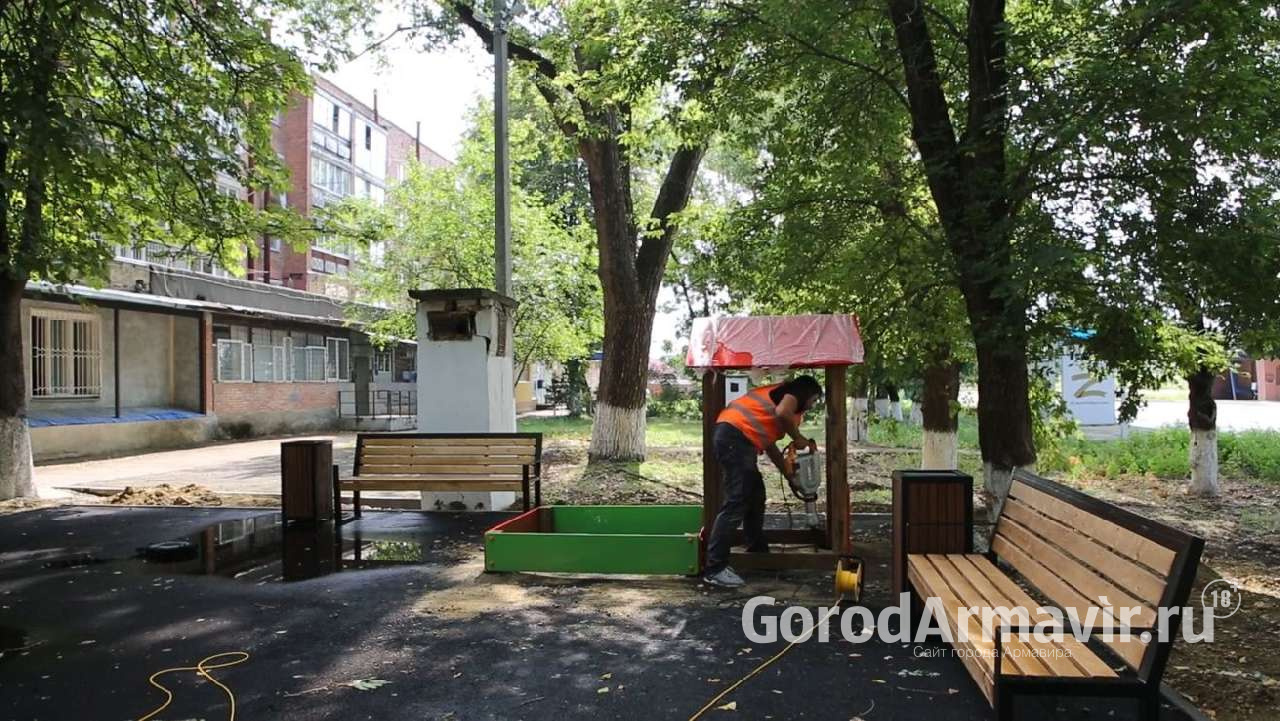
249, 75, 450, 296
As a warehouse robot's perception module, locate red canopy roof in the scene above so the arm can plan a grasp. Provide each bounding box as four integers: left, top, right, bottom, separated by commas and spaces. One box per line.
685, 314, 864, 369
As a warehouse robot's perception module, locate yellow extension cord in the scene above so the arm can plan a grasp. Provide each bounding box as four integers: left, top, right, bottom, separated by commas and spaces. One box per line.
686, 595, 845, 721
137, 651, 249, 721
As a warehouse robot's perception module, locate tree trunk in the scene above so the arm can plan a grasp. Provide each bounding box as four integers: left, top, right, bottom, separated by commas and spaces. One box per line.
0, 276, 35, 500
886, 383, 903, 421
1187, 366, 1219, 496
848, 370, 869, 443
973, 333, 1037, 516
589, 299, 656, 460
920, 358, 961, 469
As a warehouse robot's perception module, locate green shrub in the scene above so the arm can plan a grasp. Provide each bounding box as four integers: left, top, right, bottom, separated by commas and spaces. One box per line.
646, 397, 703, 420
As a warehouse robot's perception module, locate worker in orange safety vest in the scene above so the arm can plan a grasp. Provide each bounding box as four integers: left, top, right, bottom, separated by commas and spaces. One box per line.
703, 375, 823, 587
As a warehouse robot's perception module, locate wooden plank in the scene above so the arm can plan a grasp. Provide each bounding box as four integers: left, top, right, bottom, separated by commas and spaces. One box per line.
937, 555, 1096, 678
362, 437, 537, 448
361, 444, 537, 456
348, 473, 522, 482
925, 555, 1057, 677
341, 480, 523, 492
907, 556, 997, 700
825, 367, 849, 555
357, 453, 536, 465
1009, 480, 1175, 575
998, 517, 1156, 628
1002, 498, 1166, 607
357, 463, 526, 475
992, 536, 1148, 669
962, 555, 1118, 678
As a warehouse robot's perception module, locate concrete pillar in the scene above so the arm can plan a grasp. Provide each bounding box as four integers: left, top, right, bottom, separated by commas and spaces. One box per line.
409, 288, 517, 510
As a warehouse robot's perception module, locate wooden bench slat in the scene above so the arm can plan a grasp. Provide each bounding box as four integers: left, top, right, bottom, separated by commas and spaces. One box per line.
923, 554, 1057, 677
340, 480, 524, 491
961, 554, 1119, 678
935, 554, 1116, 679
357, 464, 527, 475
907, 556, 997, 701
361, 444, 537, 456
1002, 498, 1166, 607
992, 534, 1148, 669
1009, 480, 1176, 575
357, 454, 537, 466
361, 437, 537, 448
996, 516, 1157, 628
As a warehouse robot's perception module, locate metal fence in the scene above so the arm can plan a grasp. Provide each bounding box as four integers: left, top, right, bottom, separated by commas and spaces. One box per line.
338, 390, 417, 419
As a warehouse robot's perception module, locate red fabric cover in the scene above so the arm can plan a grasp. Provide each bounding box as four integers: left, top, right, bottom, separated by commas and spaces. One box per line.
685, 314, 864, 369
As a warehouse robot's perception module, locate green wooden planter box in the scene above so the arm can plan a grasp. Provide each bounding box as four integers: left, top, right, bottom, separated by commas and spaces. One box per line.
484, 505, 702, 575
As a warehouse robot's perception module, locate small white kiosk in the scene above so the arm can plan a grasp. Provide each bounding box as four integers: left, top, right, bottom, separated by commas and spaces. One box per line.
410, 288, 518, 510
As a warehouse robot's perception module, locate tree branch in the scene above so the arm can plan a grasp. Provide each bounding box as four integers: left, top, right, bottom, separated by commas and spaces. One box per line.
635, 146, 705, 294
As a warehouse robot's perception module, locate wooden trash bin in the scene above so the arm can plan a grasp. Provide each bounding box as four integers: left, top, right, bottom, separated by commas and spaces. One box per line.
891, 470, 973, 598
281, 440, 335, 523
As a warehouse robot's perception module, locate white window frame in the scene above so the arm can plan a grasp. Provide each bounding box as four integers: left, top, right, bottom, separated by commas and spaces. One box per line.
216, 338, 253, 383
325, 337, 350, 382
30, 309, 102, 398
374, 350, 392, 374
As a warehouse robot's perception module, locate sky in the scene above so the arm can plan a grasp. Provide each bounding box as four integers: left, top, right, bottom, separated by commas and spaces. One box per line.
329, 39, 685, 358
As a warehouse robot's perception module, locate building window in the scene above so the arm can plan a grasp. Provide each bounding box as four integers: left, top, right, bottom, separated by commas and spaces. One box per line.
292, 344, 327, 382
30, 310, 102, 398
365, 125, 372, 150
311, 156, 352, 198
374, 350, 392, 374
216, 339, 252, 382
326, 337, 350, 381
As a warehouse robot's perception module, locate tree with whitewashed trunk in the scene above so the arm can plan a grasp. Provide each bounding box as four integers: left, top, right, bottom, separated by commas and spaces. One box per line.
406, 0, 749, 460
705, 18, 973, 473
0, 0, 364, 500
1036, 4, 1280, 498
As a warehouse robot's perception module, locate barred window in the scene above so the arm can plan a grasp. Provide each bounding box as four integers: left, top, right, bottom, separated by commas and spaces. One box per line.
30, 310, 102, 398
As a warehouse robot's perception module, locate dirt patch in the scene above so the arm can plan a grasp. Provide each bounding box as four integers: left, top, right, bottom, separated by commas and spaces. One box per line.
107, 483, 227, 506
1051, 474, 1280, 721
0, 497, 66, 516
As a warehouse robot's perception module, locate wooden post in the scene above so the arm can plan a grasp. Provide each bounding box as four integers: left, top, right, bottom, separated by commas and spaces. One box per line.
701, 370, 726, 565
825, 366, 850, 555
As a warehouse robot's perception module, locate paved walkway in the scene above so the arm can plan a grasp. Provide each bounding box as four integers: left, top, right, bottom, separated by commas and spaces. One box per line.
34, 433, 358, 498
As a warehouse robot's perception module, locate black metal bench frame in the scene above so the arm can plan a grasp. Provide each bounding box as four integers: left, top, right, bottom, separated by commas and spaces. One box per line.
905, 469, 1204, 721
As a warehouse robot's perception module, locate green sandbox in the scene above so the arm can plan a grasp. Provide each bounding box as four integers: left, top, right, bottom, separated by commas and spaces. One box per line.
483, 505, 702, 575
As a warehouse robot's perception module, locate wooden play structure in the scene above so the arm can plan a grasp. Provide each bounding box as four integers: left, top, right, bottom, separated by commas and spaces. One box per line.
686, 314, 865, 579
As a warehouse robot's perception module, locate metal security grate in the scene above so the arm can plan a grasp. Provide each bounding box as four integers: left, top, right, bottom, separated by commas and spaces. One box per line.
30, 309, 102, 397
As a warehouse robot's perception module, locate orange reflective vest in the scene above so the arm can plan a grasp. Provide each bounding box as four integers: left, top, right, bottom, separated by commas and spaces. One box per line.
718, 383, 801, 452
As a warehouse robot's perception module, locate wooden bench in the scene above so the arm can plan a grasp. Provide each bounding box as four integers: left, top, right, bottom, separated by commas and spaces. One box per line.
905, 469, 1203, 720
335, 433, 543, 519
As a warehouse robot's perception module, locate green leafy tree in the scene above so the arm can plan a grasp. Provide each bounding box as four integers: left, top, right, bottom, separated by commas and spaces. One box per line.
718, 0, 1280, 507
0, 0, 367, 500
397, 0, 750, 460
322, 96, 602, 383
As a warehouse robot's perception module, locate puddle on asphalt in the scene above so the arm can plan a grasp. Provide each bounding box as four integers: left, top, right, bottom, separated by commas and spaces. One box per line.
0, 625, 27, 651
126, 513, 448, 583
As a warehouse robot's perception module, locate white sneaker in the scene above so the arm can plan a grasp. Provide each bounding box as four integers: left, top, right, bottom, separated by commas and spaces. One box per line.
703, 567, 745, 588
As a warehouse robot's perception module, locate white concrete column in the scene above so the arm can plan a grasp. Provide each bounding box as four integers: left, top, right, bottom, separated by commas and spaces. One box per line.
411, 288, 518, 511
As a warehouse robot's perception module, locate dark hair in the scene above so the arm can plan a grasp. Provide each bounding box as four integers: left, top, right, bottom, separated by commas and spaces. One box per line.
770, 375, 823, 409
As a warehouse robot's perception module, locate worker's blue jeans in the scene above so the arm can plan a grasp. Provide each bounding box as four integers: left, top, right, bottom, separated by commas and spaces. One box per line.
705, 422, 768, 575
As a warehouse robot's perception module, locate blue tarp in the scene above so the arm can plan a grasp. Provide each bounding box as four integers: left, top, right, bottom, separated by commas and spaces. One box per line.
26, 408, 205, 428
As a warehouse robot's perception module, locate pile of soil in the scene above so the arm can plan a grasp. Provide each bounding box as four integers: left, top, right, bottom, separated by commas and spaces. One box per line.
107, 483, 224, 506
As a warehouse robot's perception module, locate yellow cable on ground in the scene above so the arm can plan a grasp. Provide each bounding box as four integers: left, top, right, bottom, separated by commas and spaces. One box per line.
687, 596, 844, 721
137, 651, 250, 721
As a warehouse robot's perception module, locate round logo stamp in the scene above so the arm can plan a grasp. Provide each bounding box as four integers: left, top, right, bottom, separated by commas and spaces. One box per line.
1201, 578, 1242, 619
